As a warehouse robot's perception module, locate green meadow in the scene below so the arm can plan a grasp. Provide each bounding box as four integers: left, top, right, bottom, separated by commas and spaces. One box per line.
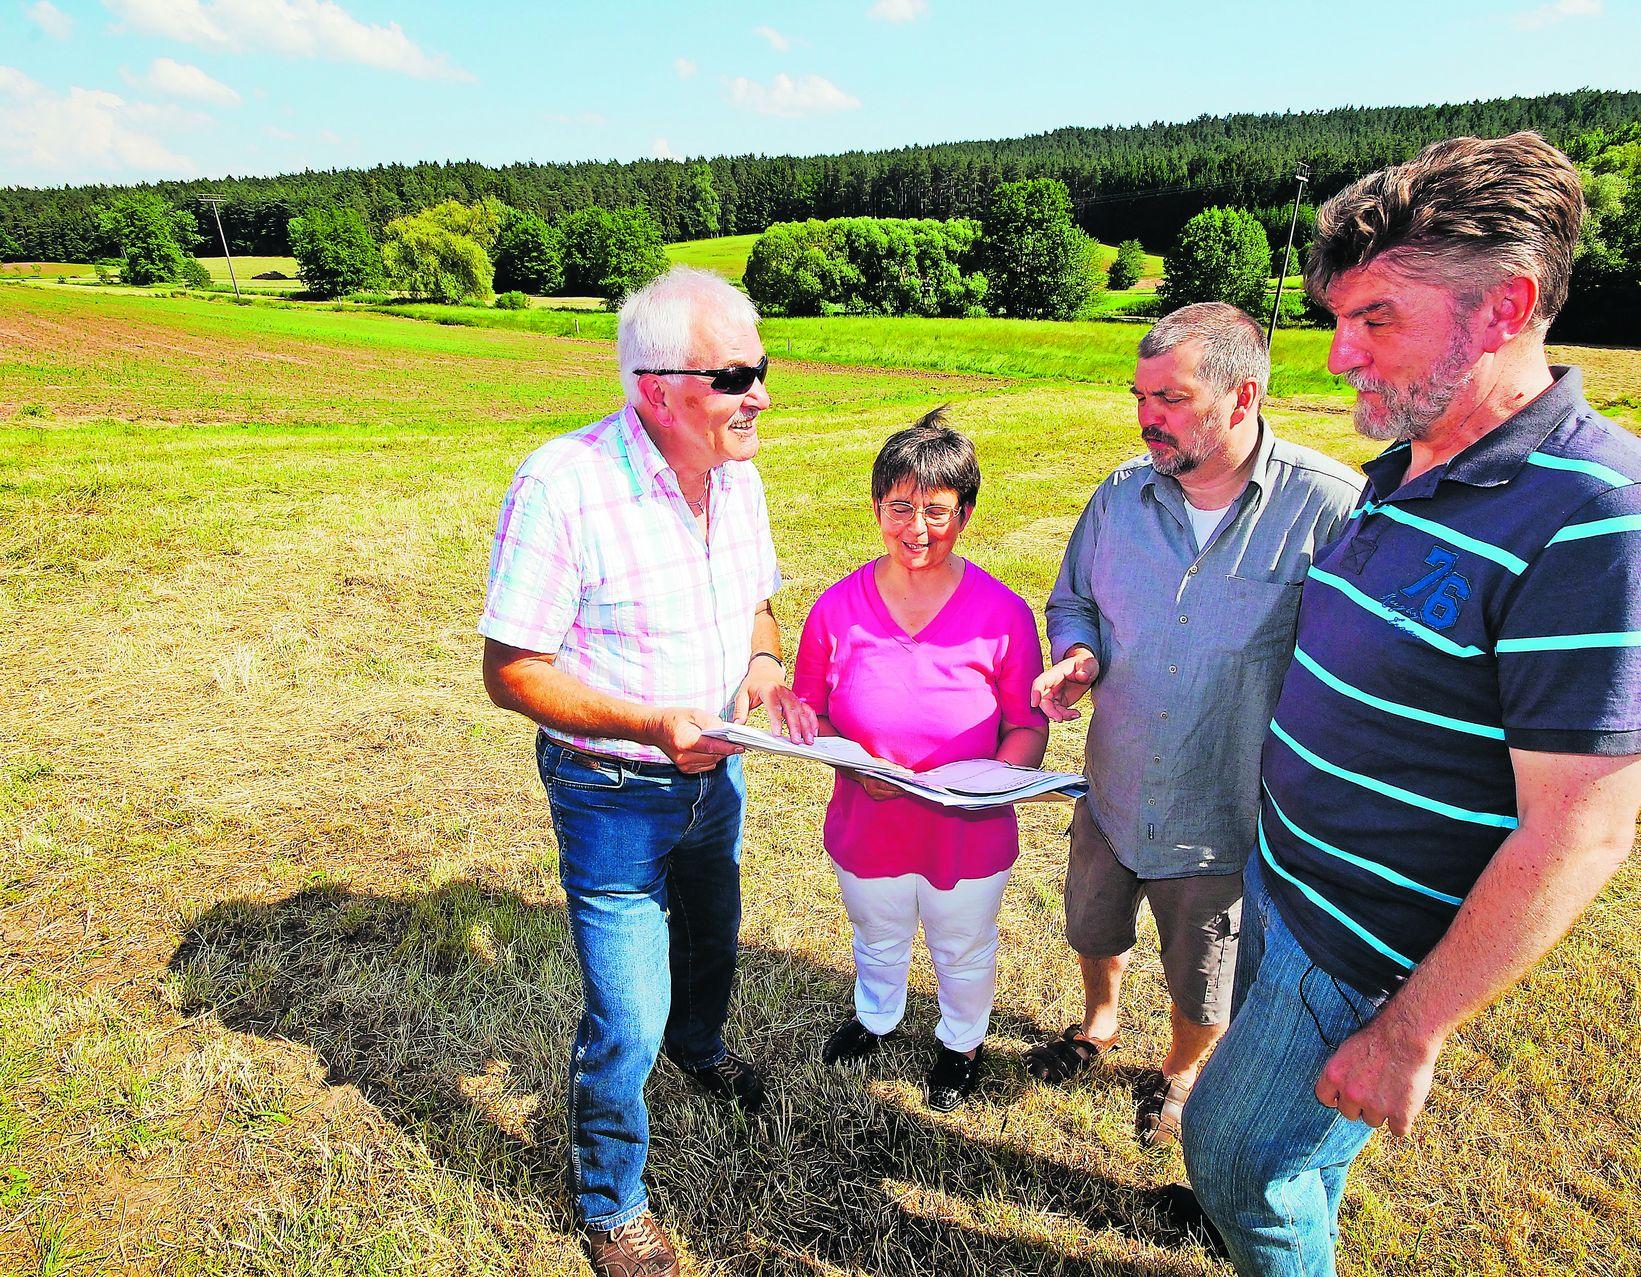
665, 233, 765, 282
351, 301, 1348, 398
196, 255, 306, 292
1, 281, 1639, 1276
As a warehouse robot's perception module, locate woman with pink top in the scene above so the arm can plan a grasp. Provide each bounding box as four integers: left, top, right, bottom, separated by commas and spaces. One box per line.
792, 409, 1048, 1110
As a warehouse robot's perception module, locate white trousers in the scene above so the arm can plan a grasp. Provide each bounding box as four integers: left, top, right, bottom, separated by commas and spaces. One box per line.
832, 865, 1011, 1054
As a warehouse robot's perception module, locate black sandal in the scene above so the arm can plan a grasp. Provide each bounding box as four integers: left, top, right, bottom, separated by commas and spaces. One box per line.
1022, 1024, 1119, 1084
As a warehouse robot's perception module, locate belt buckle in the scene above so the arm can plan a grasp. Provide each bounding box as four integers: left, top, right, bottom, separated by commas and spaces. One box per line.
568, 746, 617, 777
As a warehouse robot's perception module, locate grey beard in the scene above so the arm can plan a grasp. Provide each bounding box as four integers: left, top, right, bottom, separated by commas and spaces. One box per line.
1151, 450, 1199, 477
1348, 332, 1477, 443
1145, 412, 1223, 477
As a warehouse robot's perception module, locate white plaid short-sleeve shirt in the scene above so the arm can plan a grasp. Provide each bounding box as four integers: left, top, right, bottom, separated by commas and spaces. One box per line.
479, 405, 783, 763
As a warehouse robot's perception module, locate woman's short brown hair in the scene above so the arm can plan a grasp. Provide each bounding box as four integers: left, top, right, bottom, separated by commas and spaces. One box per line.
1304, 131, 1584, 327
871, 406, 981, 510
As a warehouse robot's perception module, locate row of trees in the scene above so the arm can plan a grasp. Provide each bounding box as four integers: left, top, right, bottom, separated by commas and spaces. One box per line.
291, 197, 670, 303
88, 188, 670, 305
745, 180, 1283, 324
5, 91, 1635, 263
745, 178, 1097, 319
1558, 123, 1641, 339
745, 217, 988, 318
56, 118, 1641, 334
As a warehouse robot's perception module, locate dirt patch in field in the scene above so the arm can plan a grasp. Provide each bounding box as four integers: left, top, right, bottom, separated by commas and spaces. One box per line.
0, 291, 620, 424
0, 291, 996, 427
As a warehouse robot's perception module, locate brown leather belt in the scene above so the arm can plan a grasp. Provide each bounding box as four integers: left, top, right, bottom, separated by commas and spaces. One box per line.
551, 740, 683, 778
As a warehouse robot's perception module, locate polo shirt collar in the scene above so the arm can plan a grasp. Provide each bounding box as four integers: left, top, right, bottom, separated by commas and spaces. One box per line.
1362, 365, 1582, 498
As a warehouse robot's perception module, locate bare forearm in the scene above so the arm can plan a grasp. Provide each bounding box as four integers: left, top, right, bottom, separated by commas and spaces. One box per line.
1376, 825, 1631, 1045
749, 605, 782, 669
483, 640, 658, 747
997, 723, 1049, 768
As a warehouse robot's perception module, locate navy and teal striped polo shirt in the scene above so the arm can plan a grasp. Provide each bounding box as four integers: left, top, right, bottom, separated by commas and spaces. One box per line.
1259, 367, 1641, 999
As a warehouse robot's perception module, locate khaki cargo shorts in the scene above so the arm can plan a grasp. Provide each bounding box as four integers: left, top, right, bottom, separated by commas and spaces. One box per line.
1064, 797, 1243, 1026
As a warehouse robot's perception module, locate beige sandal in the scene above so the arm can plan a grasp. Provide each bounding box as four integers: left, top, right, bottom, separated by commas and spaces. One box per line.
1137, 1071, 1193, 1148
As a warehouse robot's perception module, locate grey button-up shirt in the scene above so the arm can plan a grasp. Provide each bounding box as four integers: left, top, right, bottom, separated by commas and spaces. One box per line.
1046, 422, 1364, 878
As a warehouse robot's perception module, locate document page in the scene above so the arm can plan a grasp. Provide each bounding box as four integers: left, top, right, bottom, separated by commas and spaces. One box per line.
912, 758, 1086, 797
701, 723, 1085, 808
700, 723, 912, 776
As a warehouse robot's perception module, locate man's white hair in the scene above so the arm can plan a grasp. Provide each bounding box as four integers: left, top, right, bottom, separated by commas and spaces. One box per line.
617, 266, 760, 403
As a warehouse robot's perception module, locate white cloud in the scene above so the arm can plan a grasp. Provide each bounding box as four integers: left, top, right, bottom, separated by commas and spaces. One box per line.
726, 72, 859, 118
23, 0, 75, 38
652, 137, 678, 160
262, 122, 295, 139
101, 0, 475, 81
753, 24, 790, 51
104, 0, 226, 43
1510, 0, 1600, 28
674, 56, 697, 79
0, 65, 200, 180
126, 56, 241, 105
868, 0, 928, 22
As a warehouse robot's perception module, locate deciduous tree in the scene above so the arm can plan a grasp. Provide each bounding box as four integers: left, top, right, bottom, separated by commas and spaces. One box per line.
1106, 238, 1146, 290
288, 206, 384, 298
382, 208, 493, 303
979, 178, 1095, 320
493, 208, 564, 295
1159, 206, 1272, 314
95, 193, 197, 286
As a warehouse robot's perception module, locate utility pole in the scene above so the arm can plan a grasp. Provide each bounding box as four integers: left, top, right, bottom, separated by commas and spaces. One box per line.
198, 195, 239, 300
1266, 161, 1310, 346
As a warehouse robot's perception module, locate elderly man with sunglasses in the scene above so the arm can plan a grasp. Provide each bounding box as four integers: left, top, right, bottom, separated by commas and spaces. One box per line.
481, 266, 814, 1277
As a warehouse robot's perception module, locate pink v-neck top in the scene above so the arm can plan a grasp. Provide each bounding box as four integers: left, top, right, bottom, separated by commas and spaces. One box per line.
792, 559, 1046, 889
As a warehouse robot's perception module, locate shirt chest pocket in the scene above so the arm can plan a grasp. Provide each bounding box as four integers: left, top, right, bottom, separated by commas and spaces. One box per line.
583, 576, 702, 645
1195, 575, 1303, 662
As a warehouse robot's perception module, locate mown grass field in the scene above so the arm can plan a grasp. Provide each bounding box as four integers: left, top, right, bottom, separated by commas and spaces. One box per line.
197, 256, 305, 293
665, 235, 764, 283
2, 282, 1639, 1276
0, 262, 98, 280
353, 301, 1352, 398
1089, 241, 1166, 280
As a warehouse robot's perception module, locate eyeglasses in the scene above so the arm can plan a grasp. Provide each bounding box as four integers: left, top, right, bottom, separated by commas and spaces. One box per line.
880, 500, 960, 530
634, 355, 769, 395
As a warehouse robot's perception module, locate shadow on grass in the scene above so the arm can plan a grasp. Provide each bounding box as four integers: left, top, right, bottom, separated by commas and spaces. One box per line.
167, 882, 1216, 1276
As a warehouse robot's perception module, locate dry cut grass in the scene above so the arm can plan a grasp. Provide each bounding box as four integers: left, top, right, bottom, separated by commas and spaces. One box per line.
1, 285, 1639, 1276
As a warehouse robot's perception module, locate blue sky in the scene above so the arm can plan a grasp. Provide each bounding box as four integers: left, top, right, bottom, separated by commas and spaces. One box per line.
2, 0, 1638, 188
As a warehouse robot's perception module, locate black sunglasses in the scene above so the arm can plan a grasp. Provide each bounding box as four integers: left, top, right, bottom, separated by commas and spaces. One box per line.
634, 354, 769, 395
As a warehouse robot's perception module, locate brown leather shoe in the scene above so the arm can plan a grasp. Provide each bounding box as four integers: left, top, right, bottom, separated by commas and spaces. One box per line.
582, 1210, 680, 1277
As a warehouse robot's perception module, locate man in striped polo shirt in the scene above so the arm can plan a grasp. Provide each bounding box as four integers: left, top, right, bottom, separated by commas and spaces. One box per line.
1182, 134, 1641, 1275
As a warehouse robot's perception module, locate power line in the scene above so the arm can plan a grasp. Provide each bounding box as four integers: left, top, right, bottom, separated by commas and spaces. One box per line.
1067, 181, 1244, 209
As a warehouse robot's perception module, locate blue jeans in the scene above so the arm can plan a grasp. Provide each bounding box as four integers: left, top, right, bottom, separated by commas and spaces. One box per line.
1181, 855, 1387, 1276
537, 737, 746, 1230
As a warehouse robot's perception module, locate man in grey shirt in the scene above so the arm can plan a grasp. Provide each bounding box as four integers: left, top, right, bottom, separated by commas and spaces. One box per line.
1026, 303, 1362, 1148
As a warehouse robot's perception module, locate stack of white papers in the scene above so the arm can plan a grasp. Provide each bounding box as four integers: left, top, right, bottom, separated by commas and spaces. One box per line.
701, 723, 1087, 810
